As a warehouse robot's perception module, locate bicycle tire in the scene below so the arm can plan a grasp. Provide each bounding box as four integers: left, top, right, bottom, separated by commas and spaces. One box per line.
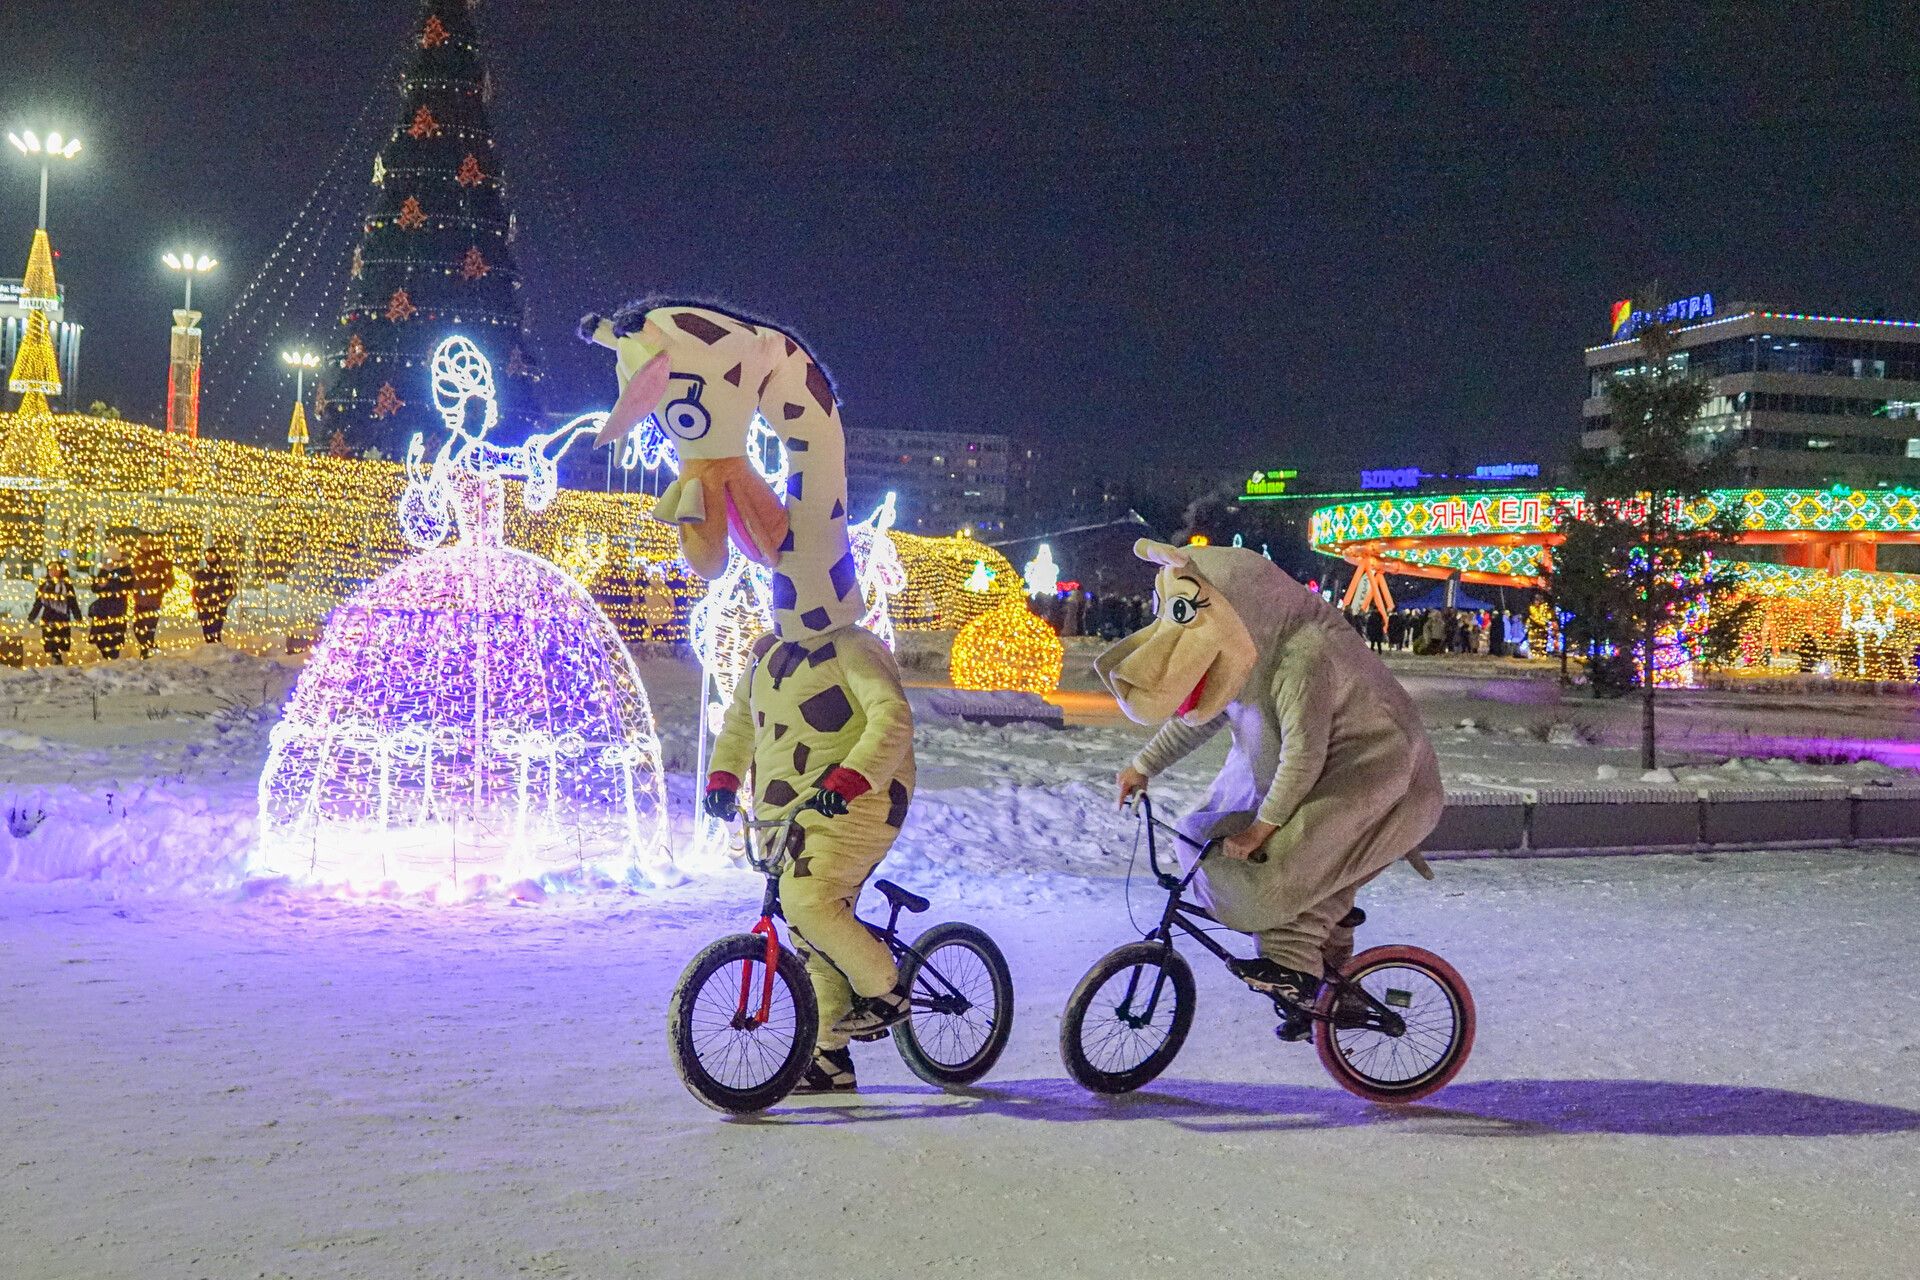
668, 933, 819, 1114
1314, 944, 1474, 1104
1059, 942, 1195, 1094
894, 921, 1015, 1088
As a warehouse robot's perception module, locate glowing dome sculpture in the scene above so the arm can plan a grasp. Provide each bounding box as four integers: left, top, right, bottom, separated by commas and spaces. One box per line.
255, 337, 671, 890
950, 600, 1065, 695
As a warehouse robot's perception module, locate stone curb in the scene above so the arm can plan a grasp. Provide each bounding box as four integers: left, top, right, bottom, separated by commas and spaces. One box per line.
1426, 785, 1920, 856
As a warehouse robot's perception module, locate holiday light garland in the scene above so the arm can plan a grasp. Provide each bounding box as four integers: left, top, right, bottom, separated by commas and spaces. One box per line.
253, 337, 671, 891
950, 599, 1065, 695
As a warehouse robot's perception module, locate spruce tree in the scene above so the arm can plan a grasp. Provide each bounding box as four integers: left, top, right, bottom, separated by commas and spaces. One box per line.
323, 0, 540, 457
1551, 315, 1752, 768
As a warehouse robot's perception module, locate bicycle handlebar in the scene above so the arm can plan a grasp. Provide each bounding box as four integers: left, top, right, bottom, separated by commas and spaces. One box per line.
1123, 789, 1268, 878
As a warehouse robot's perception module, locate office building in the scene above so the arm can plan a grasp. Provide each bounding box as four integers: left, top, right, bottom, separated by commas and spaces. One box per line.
846, 427, 1018, 534
1584, 296, 1920, 487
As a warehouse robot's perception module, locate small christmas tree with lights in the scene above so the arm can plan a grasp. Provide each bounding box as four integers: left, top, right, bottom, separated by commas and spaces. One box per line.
329, 0, 540, 457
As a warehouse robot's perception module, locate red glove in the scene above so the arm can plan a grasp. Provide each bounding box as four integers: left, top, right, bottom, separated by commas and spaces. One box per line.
706, 771, 741, 793
818, 767, 871, 802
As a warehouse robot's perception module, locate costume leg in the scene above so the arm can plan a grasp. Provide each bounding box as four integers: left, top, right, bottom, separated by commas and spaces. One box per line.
780, 814, 901, 1051
792, 934, 858, 1052
1254, 879, 1372, 975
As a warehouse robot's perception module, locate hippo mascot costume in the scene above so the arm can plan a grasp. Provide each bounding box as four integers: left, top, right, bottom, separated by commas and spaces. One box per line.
1098, 539, 1444, 1011
581, 300, 914, 1094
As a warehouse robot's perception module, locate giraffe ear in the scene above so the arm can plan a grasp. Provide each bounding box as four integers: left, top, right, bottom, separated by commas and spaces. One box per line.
596, 349, 671, 447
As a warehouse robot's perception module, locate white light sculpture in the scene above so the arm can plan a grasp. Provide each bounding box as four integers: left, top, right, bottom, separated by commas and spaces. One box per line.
254, 336, 672, 892
1023, 543, 1059, 597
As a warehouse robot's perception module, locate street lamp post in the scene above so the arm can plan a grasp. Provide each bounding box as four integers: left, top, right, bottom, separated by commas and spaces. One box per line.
6, 129, 82, 231
161, 251, 217, 438
281, 348, 319, 455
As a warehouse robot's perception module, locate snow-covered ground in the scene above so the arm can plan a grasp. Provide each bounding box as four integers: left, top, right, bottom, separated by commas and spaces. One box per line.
5, 852, 1917, 1278
4, 646, 1920, 1276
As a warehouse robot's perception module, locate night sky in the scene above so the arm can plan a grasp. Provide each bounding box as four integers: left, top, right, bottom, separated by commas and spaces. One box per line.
8, 2, 1918, 483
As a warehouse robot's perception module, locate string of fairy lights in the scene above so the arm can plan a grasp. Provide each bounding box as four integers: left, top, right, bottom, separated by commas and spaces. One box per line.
0, 409, 1021, 668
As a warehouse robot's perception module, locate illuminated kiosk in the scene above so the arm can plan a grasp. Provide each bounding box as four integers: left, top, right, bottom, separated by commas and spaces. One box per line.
254, 337, 671, 891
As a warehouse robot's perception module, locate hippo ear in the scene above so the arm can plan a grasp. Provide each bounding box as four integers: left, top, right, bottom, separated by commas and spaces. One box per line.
1134, 539, 1190, 569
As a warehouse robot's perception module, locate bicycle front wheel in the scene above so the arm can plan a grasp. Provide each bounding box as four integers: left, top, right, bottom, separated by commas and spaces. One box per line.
1315, 944, 1475, 1104
1059, 942, 1194, 1094
894, 921, 1015, 1088
668, 933, 819, 1114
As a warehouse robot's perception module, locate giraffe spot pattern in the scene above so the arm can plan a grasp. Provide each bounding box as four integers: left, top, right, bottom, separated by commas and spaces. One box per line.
767, 641, 807, 683
772, 722, 789, 740
828, 551, 857, 600
801, 607, 832, 631
886, 779, 911, 828
778, 530, 795, 553
829, 499, 844, 519
758, 371, 774, 396
799, 685, 854, 733
723, 363, 742, 386
788, 472, 804, 502
763, 779, 798, 808
784, 338, 798, 357
783, 403, 805, 421
804, 363, 836, 414
807, 641, 837, 667
771, 573, 797, 612
792, 743, 811, 773
786, 437, 808, 451
751, 634, 779, 660
791, 855, 812, 878
671, 312, 729, 344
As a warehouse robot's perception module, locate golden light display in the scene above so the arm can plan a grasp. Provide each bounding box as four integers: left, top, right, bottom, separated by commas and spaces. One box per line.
949, 599, 1065, 695
0, 409, 1020, 669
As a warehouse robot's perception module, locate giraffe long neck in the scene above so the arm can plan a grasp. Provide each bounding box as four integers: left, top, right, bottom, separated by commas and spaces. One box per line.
761, 343, 860, 640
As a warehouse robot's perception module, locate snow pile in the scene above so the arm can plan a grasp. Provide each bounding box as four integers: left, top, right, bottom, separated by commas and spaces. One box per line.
1, 780, 252, 887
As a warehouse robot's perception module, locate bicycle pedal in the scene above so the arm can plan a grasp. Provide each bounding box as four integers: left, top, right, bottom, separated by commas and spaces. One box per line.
851, 1027, 892, 1043
1274, 1010, 1313, 1043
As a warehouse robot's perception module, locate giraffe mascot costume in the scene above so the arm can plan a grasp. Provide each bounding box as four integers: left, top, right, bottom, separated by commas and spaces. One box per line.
582, 300, 915, 1092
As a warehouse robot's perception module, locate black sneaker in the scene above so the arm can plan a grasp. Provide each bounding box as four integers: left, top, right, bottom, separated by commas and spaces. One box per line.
1229, 957, 1322, 1006
790, 1046, 857, 1094
831, 981, 912, 1039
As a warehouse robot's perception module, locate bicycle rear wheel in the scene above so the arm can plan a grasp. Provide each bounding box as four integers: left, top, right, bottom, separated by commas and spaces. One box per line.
1314, 944, 1474, 1104
668, 933, 819, 1114
894, 921, 1015, 1088
1059, 942, 1194, 1094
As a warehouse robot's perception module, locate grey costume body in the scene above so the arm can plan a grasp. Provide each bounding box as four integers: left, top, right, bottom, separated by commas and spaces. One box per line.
1125, 550, 1444, 974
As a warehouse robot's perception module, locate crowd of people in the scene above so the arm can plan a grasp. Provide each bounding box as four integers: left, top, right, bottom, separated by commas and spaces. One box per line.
21, 542, 238, 665
1351, 606, 1531, 658
1031, 588, 1153, 640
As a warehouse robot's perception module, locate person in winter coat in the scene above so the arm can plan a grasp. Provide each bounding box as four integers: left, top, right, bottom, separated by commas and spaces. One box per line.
1421, 607, 1446, 655
191, 549, 238, 644
1365, 609, 1386, 653
27, 561, 79, 665
87, 550, 133, 660
127, 537, 173, 658
1100, 540, 1443, 1019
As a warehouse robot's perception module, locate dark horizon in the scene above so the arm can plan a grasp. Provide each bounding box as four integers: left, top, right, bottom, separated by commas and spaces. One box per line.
6, 2, 1917, 483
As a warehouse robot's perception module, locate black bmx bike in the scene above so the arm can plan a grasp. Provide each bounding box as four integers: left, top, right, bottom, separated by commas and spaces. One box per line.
1059, 793, 1475, 1104
668, 795, 1016, 1113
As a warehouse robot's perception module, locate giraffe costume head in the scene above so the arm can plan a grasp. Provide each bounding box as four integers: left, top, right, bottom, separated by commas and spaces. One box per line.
580, 300, 862, 640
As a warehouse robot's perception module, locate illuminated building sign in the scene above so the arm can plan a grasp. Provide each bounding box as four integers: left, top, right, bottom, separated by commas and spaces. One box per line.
1610, 293, 1716, 340
1361, 467, 1421, 490
1472, 462, 1539, 480
1244, 468, 1298, 497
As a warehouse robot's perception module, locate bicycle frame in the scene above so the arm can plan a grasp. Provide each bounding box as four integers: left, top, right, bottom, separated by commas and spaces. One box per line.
1121, 793, 1404, 1037
724, 799, 977, 1028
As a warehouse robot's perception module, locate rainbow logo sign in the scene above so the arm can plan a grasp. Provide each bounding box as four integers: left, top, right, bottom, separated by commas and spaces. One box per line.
1609, 298, 1635, 339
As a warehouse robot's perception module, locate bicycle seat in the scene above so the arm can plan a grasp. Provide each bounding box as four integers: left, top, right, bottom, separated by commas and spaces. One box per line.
873, 879, 929, 915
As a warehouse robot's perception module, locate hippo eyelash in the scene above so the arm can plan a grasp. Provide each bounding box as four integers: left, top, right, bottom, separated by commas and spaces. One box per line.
1168, 594, 1209, 624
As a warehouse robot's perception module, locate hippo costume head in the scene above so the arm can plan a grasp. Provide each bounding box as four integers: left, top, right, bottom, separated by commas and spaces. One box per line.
1095, 539, 1320, 726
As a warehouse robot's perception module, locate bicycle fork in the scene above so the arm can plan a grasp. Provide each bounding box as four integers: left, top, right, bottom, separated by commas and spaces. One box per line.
735, 875, 785, 1030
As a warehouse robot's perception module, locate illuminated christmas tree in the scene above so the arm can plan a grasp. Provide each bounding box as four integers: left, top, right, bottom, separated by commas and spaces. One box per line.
329, 0, 539, 457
